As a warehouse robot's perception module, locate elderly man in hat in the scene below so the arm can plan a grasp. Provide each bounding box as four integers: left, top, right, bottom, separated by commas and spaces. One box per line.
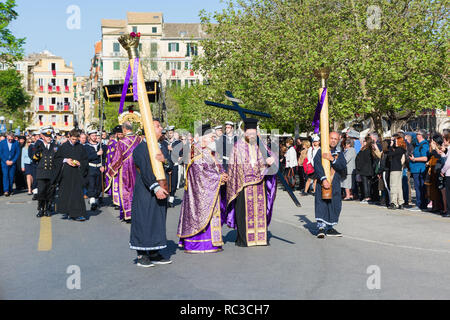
178, 123, 228, 253
34, 128, 58, 217
106, 121, 141, 222
105, 125, 123, 209
226, 118, 278, 247
84, 130, 108, 211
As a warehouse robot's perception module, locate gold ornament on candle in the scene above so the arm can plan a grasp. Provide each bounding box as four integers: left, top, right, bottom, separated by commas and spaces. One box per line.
119, 33, 167, 189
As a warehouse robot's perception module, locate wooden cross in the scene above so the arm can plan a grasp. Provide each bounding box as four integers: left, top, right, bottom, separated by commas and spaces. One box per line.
205, 91, 302, 207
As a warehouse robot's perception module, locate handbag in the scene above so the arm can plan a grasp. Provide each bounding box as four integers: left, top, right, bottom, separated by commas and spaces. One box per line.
303, 157, 315, 175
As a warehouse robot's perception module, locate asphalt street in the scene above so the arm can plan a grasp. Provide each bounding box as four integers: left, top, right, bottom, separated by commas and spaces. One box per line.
1, 185, 450, 300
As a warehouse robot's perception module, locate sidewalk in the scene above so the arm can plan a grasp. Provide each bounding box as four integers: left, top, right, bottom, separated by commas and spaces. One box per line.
272, 186, 450, 254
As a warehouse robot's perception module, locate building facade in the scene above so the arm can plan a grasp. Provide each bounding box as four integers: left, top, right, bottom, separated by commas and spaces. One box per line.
100, 12, 206, 88
22, 51, 76, 133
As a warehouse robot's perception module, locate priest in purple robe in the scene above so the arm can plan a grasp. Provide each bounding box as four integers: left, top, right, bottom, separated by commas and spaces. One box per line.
105, 125, 123, 209
177, 124, 229, 253
226, 118, 277, 247
105, 121, 141, 222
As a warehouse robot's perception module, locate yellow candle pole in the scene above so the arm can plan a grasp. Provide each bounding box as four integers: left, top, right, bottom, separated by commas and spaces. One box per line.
315, 67, 332, 200
119, 33, 167, 188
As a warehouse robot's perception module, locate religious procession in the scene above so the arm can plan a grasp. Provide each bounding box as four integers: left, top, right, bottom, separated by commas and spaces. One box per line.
2, 0, 449, 303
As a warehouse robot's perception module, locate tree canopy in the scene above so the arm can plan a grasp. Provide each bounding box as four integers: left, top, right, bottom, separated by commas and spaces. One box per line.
0, 0, 25, 65
175, 0, 449, 134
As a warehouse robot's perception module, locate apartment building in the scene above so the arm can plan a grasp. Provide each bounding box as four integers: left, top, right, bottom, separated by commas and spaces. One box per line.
100, 12, 206, 89
24, 51, 75, 132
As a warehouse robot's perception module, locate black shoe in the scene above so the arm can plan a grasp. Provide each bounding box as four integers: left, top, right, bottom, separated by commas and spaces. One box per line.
397, 205, 404, 210
317, 228, 325, 239
4, 192, 10, 197
442, 213, 450, 218
61, 214, 69, 220
149, 253, 172, 265
326, 228, 343, 237
301, 191, 308, 196
388, 203, 397, 210
36, 210, 44, 218
32, 194, 38, 201
136, 255, 155, 268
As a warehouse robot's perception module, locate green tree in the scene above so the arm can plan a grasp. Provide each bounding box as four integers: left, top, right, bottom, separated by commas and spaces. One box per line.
0, 69, 30, 110
195, 0, 448, 134
0, 0, 25, 65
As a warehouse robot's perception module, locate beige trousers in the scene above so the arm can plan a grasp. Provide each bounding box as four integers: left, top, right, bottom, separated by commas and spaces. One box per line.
390, 171, 404, 206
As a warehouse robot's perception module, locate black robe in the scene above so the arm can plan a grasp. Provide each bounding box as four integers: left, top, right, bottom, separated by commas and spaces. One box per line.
54, 141, 88, 218
314, 148, 347, 226
129, 142, 168, 251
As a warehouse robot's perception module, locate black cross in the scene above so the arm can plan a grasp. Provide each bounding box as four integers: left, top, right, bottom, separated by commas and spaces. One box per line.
205, 91, 301, 207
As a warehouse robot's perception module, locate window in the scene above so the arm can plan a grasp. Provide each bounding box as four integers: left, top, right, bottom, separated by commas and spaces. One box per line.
51, 97, 56, 104
185, 79, 189, 87
185, 62, 193, 70
113, 42, 120, 52
152, 27, 157, 33
166, 61, 178, 70
168, 43, 179, 52
186, 43, 198, 57
177, 80, 181, 87
150, 43, 158, 57
139, 43, 142, 52
109, 80, 113, 85
113, 61, 120, 70
51, 63, 56, 71
151, 61, 157, 71
132, 26, 138, 33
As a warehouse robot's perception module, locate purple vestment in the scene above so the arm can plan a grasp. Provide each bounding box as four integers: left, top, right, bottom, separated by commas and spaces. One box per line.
106, 134, 141, 220
177, 144, 226, 253
105, 139, 120, 206
226, 139, 277, 246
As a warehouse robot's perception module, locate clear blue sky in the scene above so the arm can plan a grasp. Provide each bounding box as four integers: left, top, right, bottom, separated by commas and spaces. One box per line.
10, 0, 227, 75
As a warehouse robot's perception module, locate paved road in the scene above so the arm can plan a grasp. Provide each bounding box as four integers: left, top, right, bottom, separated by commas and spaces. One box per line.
1, 186, 450, 300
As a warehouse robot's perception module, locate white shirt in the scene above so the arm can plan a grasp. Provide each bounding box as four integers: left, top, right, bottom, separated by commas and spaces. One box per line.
285, 146, 298, 168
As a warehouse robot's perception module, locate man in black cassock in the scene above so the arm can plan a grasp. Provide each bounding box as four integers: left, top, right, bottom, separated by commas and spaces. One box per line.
314, 131, 347, 238
54, 129, 88, 221
130, 119, 172, 268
